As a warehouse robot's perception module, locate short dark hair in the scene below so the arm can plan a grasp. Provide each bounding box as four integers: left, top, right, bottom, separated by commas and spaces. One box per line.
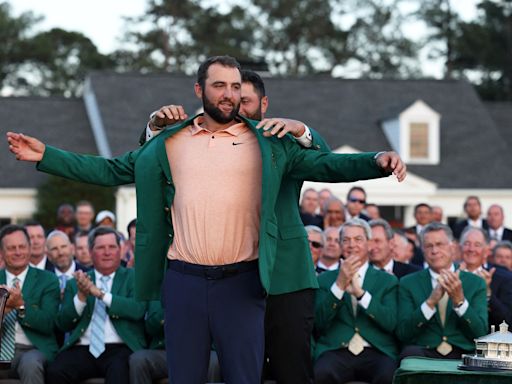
347, 186, 366, 200
88, 226, 121, 250
127, 218, 137, 237
196, 55, 241, 89
463, 195, 481, 209
0, 224, 30, 249
74, 230, 90, 242
414, 203, 432, 214
241, 70, 266, 98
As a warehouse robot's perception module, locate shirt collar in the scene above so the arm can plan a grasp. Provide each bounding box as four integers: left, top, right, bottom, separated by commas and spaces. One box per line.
317, 260, 340, 271
428, 264, 455, 281
6, 266, 30, 286
30, 255, 47, 270
190, 116, 246, 137
383, 259, 394, 274
357, 261, 370, 281
55, 261, 76, 278
94, 269, 116, 283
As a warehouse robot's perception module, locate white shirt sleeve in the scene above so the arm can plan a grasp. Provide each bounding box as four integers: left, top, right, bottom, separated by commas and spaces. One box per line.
73, 294, 87, 315
294, 124, 313, 148
421, 301, 436, 320
453, 299, 469, 317
330, 282, 345, 300
358, 291, 372, 309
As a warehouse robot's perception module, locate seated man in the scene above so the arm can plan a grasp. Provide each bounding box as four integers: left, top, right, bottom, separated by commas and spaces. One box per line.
368, 218, 420, 278
397, 222, 488, 359
46, 227, 146, 384
314, 219, 398, 384
0, 224, 60, 384
459, 226, 512, 329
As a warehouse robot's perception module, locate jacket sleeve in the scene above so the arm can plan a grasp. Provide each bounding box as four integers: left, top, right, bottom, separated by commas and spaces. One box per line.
361, 276, 398, 333
457, 275, 488, 339
396, 279, 430, 343
310, 127, 331, 152
280, 136, 388, 183
20, 274, 60, 335
36, 145, 137, 186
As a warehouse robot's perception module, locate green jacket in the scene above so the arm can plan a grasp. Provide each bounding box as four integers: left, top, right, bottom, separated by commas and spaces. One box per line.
314, 266, 399, 360
396, 269, 488, 352
145, 300, 165, 350
55, 267, 147, 352
37, 114, 388, 300
269, 128, 330, 295
0, 267, 60, 361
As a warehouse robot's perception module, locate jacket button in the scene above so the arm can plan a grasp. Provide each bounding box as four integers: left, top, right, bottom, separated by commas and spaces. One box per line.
166, 179, 172, 185
443, 336, 447, 341
164, 207, 170, 212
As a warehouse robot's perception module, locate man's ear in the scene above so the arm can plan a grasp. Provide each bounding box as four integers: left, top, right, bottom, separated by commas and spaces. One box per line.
260, 96, 269, 115
194, 83, 203, 99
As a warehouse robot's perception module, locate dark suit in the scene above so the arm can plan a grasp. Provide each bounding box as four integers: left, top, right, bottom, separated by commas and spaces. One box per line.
314, 267, 398, 384
47, 267, 146, 384
300, 212, 324, 229
486, 266, 512, 329
488, 227, 512, 242
452, 219, 489, 240
393, 261, 421, 279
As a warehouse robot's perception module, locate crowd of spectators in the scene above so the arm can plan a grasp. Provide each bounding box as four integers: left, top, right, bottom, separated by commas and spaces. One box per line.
0, 191, 511, 383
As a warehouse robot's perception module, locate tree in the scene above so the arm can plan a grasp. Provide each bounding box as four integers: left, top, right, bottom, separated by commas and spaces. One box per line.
249, 0, 355, 75
18, 28, 114, 97
342, 0, 419, 78
0, 2, 40, 90
34, 175, 116, 231
452, 0, 512, 100
413, 0, 461, 78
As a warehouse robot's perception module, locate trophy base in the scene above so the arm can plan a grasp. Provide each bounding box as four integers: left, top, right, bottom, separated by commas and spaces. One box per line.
459, 354, 512, 372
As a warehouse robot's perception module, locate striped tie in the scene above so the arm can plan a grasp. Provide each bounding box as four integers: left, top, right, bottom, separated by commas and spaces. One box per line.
1, 277, 20, 361
89, 275, 110, 358
59, 275, 68, 291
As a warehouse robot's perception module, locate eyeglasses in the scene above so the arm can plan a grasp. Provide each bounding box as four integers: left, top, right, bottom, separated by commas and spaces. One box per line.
348, 197, 366, 204
309, 240, 323, 249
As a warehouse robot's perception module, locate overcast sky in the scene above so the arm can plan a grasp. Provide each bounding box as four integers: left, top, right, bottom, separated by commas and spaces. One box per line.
10, 0, 480, 77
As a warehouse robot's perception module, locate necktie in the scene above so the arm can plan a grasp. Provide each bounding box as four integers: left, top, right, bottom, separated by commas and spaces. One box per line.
59, 275, 68, 291
315, 266, 327, 274
348, 274, 364, 355
436, 292, 453, 355
1, 277, 20, 361
89, 275, 110, 358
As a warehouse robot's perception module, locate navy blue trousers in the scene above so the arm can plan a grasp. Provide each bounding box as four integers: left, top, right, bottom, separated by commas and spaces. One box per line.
162, 265, 265, 384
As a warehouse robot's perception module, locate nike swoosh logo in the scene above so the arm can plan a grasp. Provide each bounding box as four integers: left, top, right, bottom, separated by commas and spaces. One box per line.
232, 142, 243, 146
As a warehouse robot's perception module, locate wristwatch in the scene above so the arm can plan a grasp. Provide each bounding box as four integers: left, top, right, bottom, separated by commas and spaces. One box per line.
17, 305, 26, 318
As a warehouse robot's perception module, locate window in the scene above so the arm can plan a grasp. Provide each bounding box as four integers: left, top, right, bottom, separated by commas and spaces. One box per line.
409, 123, 429, 159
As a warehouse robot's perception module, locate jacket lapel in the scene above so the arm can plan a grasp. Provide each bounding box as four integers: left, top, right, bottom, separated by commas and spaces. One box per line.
22, 267, 36, 297
111, 268, 123, 295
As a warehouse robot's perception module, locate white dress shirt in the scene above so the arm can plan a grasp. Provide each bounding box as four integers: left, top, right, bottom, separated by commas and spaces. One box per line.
420, 265, 468, 320
6, 267, 32, 346
74, 270, 122, 346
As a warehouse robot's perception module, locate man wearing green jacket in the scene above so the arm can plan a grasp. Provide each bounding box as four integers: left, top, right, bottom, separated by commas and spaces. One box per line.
314, 219, 399, 384
144, 70, 330, 384
397, 222, 488, 359
7, 55, 406, 384
46, 226, 146, 384
0, 224, 60, 384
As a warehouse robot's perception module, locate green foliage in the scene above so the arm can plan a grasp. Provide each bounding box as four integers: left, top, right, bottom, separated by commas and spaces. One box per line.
34, 175, 116, 230
452, 0, 512, 100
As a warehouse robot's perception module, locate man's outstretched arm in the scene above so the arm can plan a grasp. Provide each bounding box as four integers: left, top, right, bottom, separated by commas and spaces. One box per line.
7, 132, 136, 186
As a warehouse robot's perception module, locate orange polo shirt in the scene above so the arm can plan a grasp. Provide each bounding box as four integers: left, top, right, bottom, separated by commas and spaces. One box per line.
165, 117, 262, 266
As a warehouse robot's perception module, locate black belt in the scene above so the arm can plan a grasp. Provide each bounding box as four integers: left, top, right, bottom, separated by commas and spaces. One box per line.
167, 259, 258, 280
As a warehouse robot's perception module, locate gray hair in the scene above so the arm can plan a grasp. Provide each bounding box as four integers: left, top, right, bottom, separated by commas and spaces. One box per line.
459, 226, 489, 245
305, 225, 326, 244
419, 222, 453, 247
46, 230, 71, 248
340, 218, 372, 241
492, 240, 512, 257
369, 219, 393, 240
323, 197, 344, 214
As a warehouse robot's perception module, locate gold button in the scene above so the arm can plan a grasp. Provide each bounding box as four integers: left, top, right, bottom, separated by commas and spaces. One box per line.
443, 336, 447, 341
355, 327, 360, 332
164, 207, 170, 212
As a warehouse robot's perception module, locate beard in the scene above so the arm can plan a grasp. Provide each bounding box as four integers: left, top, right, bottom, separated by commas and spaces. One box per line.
242, 107, 262, 121
202, 93, 240, 124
